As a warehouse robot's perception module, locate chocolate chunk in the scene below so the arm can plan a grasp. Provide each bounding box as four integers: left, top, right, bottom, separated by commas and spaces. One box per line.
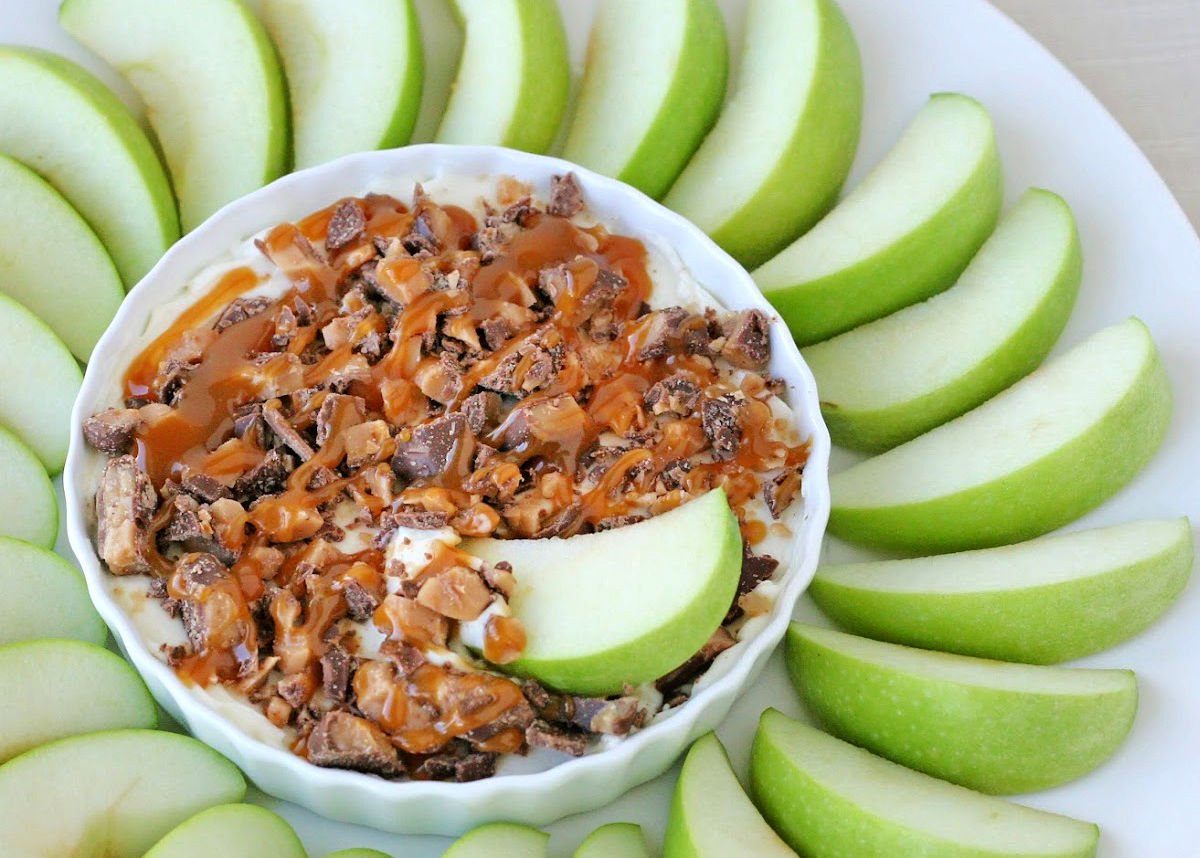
461, 391, 502, 436
181, 473, 230, 504
343, 581, 379, 622
402, 211, 440, 257
276, 672, 316, 708
502, 197, 537, 227
261, 401, 316, 461
159, 494, 236, 565
569, 696, 646, 735
738, 544, 779, 599
212, 296, 271, 333
593, 514, 647, 532
392, 412, 474, 482
547, 173, 583, 218
95, 455, 158, 575
177, 552, 226, 589
233, 448, 295, 501
381, 639, 426, 676
636, 307, 693, 361
764, 467, 803, 519
153, 359, 191, 406
720, 309, 771, 369
176, 553, 254, 668
476, 351, 521, 395
658, 458, 692, 491
326, 199, 367, 252
480, 316, 515, 352
701, 393, 744, 460
232, 403, 264, 443
413, 744, 498, 782
392, 507, 450, 530
453, 752, 499, 782
315, 393, 366, 447
82, 408, 141, 455
521, 679, 557, 715
356, 330, 386, 363
471, 215, 515, 264
644, 373, 701, 417
307, 711, 403, 777
656, 626, 737, 694
464, 697, 535, 745
525, 719, 589, 756
533, 500, 582, 538
320, 645, 354, 702
582, 269, 627, 315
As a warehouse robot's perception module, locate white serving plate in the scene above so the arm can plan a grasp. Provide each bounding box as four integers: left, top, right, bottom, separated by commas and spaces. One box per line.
64, 143, 832, 835
13, 0, 1199, 853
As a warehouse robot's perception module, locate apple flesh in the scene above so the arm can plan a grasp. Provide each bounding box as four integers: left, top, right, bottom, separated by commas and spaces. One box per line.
0, 639, 156, 764
574, 822, 651, 858
755, 93, 1003, 346
804, 188, 1081, 451
0, 291, 82, 474
663, 732, 797, 857
830, 318, 1172, 553
0, 538, 106, 646
663, 0, 862, 268
60, 0, 290, 231
434, 0, 570, 153
786, 623, 1138, 794
260, 0, 423, 169
562, 0, 728, 200
443, 822, 549, 857
812, 517, 1194, 664
144, 804, 306, 858
0, 729, 245, 858
0, 46, 177, 286
751, 710, 1099, 857
0, 427, 58, 548
0, 152, 125, 361
465, 488, 742, 695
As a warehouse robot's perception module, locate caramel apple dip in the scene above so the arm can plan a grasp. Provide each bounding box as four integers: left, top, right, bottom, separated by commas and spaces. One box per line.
84, 173, 808, 782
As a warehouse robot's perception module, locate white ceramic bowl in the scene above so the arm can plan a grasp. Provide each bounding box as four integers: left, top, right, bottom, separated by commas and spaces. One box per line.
65, 144, 831, 835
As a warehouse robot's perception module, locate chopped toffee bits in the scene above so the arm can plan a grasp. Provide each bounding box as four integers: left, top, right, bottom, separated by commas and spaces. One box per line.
86, 176, 807, 782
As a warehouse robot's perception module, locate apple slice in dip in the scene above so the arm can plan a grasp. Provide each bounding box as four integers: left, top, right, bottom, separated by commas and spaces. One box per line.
84, 174, 810, 782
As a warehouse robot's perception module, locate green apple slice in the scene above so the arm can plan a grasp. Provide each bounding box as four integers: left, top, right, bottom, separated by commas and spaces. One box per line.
0, 537, 106, 646
663, 732, 797, 858
0, 639, 156, 764
0, 428, 57, 548
465, 488, 742, 695
433, 0, 569, 153
443, 823, 549, 858
829, 318, 1171, 553
0, 46, 177, 286
144, 804, 305, 858
754, 92, 1003, 346
663, 0, 862, 268
575, 822, 651, 858
786, 623, 1138, 794
804, 188, 1081, 451
0, 291, 82, 474
0, 152, 125, 361
324, 851, 393, 858
260, 0, 423, 169
562, 0, 728, 200
60, 0, 290, 231
751, 710, 1100, 858
0, 729, 245, 858
811, 518, 1195, 664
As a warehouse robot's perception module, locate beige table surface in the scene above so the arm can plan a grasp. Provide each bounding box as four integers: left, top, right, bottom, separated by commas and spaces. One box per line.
992, 0, 1200, 228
